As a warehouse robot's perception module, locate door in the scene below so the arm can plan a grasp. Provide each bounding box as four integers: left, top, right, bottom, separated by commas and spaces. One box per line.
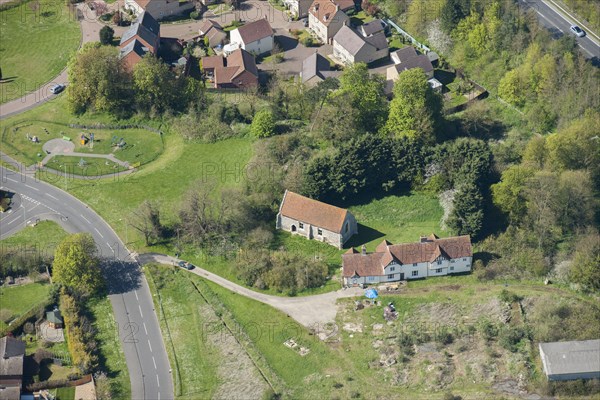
400, 273, 404, 281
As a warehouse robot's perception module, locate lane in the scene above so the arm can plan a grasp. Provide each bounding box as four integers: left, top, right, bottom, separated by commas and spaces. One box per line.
521, 0, 600, 59
0, 164, 173, 400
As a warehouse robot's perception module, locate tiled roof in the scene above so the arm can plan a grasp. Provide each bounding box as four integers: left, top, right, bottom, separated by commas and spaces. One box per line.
199, 19, 223, 35
279, 190, 350, 233
391, 55, 433, 75
342, 235, 472, 277
119, 39, 150, 60
309, 0, 347, 26
201, 55, 225, 70
0, 336, 25, 377
235, 18, 273, 44
301, 52, 331, 82
120, 11, 159, 51
210, 49, 258, 85
360, 19, 385, 36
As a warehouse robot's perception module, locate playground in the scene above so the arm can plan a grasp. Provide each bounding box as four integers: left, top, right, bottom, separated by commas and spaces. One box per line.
1, 121, 164, 169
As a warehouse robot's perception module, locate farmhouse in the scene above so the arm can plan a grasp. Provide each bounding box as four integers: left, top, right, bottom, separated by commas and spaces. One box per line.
229, 18, 274, 56
119, 12, 160, 71
124, 0, 194, 20
332, 24, 388, 65
276, 190, 358, 249
201, 49, 259, 89
539, 340, 600, 381
342, 234, 472, 286
308, 0, 350, 44
0, 336, 25, 400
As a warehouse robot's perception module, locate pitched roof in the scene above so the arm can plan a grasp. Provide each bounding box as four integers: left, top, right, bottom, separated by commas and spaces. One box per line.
309, 0, 348, 27
360, 19, 385, 36
334, 0, 354, 11
235, 18, 273, 44
301, 52, 331, 82
334, 26, 387, 56
120, 12, 159, 50
391, 54, 433, 75
201, 55, 225, 70
46, 309, 63, 324
539, 340, 600, 376
212, 49, 258, 85
279, 190, 351, 233
137, 11, 160, 35
119, 39, 150, 60
0, 336, 25, 377
390, 46, 417, 62
363, 31, 388, 50
342, 252, 385, 277
199, 19, 223, 35
342, 235, 472, 277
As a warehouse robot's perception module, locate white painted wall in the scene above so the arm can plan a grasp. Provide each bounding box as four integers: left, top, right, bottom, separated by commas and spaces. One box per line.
230, 29, 274, 56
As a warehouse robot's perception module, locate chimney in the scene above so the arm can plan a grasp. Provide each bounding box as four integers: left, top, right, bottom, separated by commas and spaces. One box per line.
361, 245, 367, 255
420, 236, 428, 243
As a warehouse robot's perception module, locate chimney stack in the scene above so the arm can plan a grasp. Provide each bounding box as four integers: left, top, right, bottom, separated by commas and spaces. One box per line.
361, 245, 367, 255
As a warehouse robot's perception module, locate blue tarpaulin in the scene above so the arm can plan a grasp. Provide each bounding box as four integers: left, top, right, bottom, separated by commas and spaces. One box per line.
365, 288, 378, 299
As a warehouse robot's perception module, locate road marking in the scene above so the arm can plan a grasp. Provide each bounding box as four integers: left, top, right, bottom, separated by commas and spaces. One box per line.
46, 194, 58, 200
152, 356, 157, 369
148, 340, 153, 353
138, 305, 143, 318
6, 217, 20, 226
158, 392, 160, 400
143, 322, 148, 335
156, 375, 160, 387
135, 291, 139, 300
24, 184, 39, 191
80, 214, 91, 224
107, 242, 113, 252
5, 177, 17, 182
94, 227, 104, 238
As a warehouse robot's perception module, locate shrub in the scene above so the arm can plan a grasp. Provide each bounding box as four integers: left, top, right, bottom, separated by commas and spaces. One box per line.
99, 26, 114, 45
478, 319, 499, 341
499, 289, 522, 303
499, 326, 530, 353
190, 10, 200, 19
301, 36, 314, 47
251, 109, 276, 138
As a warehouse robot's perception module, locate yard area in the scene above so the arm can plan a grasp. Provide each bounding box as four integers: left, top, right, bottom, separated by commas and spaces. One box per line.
0, 282, 51, 333
0, 220, 69, 253
0, 0, 80, 104
46, 156, 129, 177
2, 120, 163, 167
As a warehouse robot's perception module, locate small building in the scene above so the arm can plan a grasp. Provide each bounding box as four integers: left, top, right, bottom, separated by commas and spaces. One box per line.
119, 12, 160, 71
342, 234, 472, 286
198, 19, 227, 48
0, 336, 25, 400
428, 77, 443, 92
388, 46, 434, 79
276, 190, 358, 249
201, 49, 259, 89
358, 19, 386, 37
124, 0, 194, 20
332, 24, 388, 65
308, 0, 350, 44
539, 340, 600, 381
282, 0, 314, 18
46, 308, 63, 329
300, 52, 340, 86
229, 18, 274, 56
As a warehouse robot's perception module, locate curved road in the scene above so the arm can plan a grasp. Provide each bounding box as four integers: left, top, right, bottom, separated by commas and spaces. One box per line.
0, 161, 173, 400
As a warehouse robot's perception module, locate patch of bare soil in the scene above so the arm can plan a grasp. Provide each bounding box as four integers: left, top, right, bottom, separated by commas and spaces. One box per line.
471, 297, 510, 324
404, 302, 464, 326
198, 304, 268, 400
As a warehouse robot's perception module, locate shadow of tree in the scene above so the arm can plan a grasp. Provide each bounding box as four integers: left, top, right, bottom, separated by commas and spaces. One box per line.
101, 259, 142, 295
275, 34, 298, 51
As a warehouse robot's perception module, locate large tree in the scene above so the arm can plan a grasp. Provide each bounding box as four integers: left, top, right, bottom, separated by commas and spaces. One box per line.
448, 182, 484, 238
67, 43, 131, 115
386, 68, 444, 143
491, 165, 535, 224
52, 233, 103, 297
129, 200, 164, 246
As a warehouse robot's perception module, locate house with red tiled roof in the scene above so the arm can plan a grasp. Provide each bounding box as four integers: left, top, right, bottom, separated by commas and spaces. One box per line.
276, 190, 358, 249
229, 18, 274, 56
124, 0, 194, 20
342, 234, 472, 286
201, 49, 259, 89
308, 0, 350, 44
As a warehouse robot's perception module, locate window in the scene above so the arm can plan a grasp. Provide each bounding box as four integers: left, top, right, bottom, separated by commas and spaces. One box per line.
390, 266, 395, 272
317, 228, 323, 235
368, 276, 375, 281
450, 260, 455, 263
435, 268, 442, 273
450, 266, 454, 271
413, 263, 417, 267
463, 258, 466, 261
345, 223, 349, 233
437, 260, 442, 265
388, 274, 395, 279
466, 264, 471, 268
299, 222, 304, 229
412, 270, 418, 277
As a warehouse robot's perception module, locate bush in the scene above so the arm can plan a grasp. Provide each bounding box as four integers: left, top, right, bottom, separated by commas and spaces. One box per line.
99, 26, 114, 45
251, 109, 276, 138
301, 36, 314, 47
499, 289, 522, 303
478, 319, 499, 341
499, 326, 530, 353
190, 10, 200, 19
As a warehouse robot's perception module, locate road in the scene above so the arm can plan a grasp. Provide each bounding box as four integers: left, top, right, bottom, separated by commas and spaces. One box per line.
520, 0, 600, 59
0, 160, 173, 400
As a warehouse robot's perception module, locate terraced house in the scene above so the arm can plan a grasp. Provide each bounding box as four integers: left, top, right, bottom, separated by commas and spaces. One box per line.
342, 234, 472, 286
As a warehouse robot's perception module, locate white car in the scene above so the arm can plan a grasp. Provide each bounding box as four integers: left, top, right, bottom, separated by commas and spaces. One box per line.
49, 84, 65, 94
570, 25, 585, 38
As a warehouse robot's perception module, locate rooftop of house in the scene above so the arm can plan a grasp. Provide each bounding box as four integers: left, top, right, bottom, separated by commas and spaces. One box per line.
130, 0, 180, 10
390, 54, 433, 75
199, 19, 223, 35
301, 52, 336, 81
342, 234, 472, 277
539, 340, 600, 376
120, 11, 160, 49
359, 19, 385, 36
234, 18, 273, 44
0, 336, 25, 377
334, 25, 387, 56
46, 309, 63, 324
205, 49, 258, 85
309, 0, 349, 26
279, 189, 351, 233
119, 39, 151, 60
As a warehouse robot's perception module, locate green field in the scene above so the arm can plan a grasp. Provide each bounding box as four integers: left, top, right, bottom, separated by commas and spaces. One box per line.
46, 155, 129, 176
2, 120, 163, 166
0, 220, 69, 253
88, 296, 131, 399
0, 0, 80, 104
0, 282, 51, 331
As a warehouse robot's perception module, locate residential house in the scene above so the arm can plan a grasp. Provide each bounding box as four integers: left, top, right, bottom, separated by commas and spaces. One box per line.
198, 19, 227, 48
201, 49, 259, 89
358, 18, 386, 37
124, 0, 194, 20
282, 0, 314, 18
332, 24, 388, 65
539, 340, 600, 381
276, 189, 358, 249
46, 308, 63, 329
342, 234, 472, 286
387, 46, 434, 79
308, 0, 350, 44
300, 52, 340, 86
229, 18, 274, 56
119, 11, 160, 71
0, 336, 25, 400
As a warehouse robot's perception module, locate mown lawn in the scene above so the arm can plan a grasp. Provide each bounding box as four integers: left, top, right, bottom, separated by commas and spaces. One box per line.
0, 0, 80, 104
0, 282, 51, 331
53, 386, 75, 400
46, 155, 129, 177
0, 220, 68, 255
88, 296, 131, 399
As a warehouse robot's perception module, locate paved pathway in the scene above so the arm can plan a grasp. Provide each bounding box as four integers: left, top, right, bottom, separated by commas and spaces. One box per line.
139, 253, 364, 332
0, 4, 103, 119
40, 138, 131, 168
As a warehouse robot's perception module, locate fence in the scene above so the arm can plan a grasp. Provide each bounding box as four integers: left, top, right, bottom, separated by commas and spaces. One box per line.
385, 19, 431, 54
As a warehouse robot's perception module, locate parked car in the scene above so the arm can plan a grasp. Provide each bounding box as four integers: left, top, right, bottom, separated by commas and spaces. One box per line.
570, 25, 585, 37
177, 260, 194, 270
49, 84, 65, 94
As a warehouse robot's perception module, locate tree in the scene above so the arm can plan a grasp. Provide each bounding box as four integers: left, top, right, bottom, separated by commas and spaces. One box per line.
99, 26, 114, 45
337, 63, 387, 133
129, 201, 163, 246
52, 234, 103, 297
491, 165, 535, 224
498, 69, 525, 107
133, 56, 190, 114
67, 43, 131, 115
569, 230, 600, 291
441, 0, 470, 33
427, 19, 453, 55
386, 68, 443, 143
251, 109, 276, 138
448, 183, 484, 238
